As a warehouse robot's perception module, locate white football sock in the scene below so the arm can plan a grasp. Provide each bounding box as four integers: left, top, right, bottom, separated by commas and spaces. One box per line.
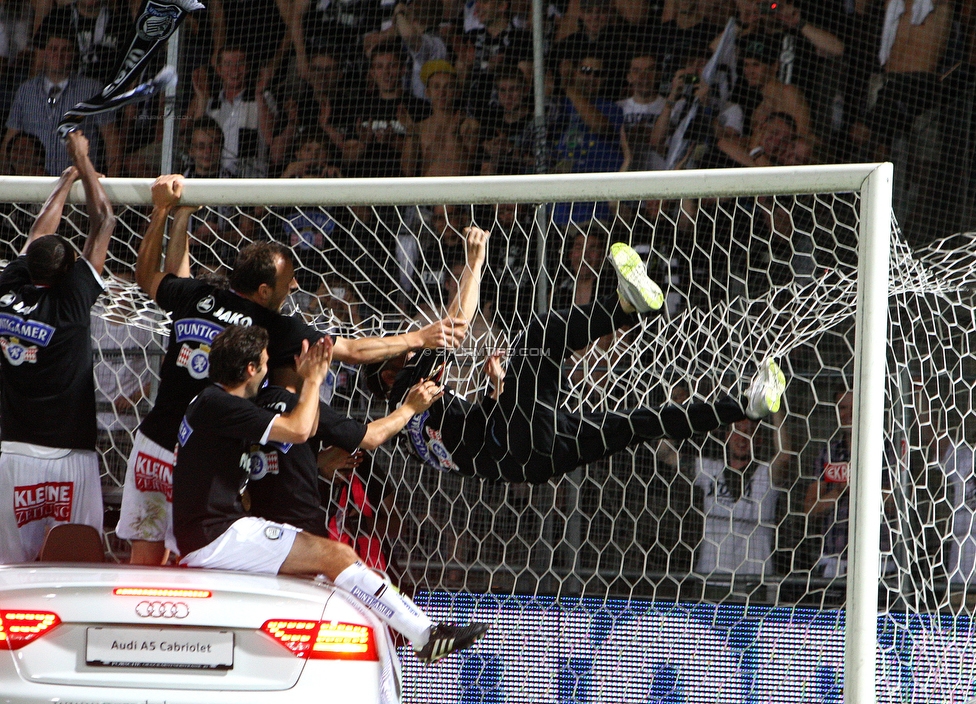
333, 561, 433, 647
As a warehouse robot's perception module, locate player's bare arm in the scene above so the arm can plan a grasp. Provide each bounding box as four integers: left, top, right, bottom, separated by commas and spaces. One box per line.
331, 317, 470, 365
359, 380, 444, 450
136, 174, 186, 299
268, 336, 334, 444
448, 226, 488, 324
70, 131, 115, 274
24, 165, 80, 250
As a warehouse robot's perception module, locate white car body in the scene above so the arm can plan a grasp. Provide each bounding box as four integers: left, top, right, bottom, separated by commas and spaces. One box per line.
0, 564, 402, 704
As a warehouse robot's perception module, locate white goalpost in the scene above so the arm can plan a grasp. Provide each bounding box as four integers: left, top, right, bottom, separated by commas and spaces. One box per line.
0, 165, 912, 703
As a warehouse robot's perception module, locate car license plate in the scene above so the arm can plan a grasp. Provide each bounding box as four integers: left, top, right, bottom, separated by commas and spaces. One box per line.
86, 627, 234, 669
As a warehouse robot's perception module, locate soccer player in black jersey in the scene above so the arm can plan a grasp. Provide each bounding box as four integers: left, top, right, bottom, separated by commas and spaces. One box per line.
0, 130, 114, 563
119, 175, 470, 565
369, 228, 787, 484
174, 325, 488, 665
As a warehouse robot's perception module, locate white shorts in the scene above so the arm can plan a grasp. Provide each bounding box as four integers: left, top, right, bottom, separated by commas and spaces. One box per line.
116, 431, 177, 554
0, 448, 103, 563
179, 517, 299, 573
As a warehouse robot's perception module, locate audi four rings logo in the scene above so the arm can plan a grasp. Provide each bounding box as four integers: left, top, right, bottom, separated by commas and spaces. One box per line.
135, 601, 190, 618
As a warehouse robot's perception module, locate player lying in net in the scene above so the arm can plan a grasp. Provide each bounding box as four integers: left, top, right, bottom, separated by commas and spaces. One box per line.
367, 227, 786, 484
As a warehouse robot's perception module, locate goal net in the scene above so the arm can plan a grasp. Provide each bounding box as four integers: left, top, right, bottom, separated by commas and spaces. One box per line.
4, 166, 973, 702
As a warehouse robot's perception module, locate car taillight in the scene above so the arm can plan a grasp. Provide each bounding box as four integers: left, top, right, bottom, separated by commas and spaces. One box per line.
261, 620, 378, 661
0, 611, 61, 650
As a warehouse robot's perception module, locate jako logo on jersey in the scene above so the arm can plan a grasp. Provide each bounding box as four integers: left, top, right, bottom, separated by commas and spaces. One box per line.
824, 462, 849, 483
0, 313, 55, 346
0, 293, 14, 307
134, 452, 174, 500
212, 308, 253, 326
196, 295, 216, 313
13, 481, 73, 527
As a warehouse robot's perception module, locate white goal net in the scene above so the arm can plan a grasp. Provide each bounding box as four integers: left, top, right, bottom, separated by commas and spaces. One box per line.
6, 166, 976, 702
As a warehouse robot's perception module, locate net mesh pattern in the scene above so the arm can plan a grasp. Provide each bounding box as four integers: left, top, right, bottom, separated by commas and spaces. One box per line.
3, 182, 976, 699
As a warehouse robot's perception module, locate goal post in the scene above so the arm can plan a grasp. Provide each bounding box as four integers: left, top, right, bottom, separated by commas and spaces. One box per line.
0, 165, 903, 702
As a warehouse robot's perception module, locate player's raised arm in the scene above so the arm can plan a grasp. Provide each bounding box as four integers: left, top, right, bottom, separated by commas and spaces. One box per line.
68, 131, 115, 274
331, 317, 469, 365
268, 336, 334, 444
136, 174, 188, 300
358, 380, 444, 450
448, 225, 488, 325
23, 166, 80, 250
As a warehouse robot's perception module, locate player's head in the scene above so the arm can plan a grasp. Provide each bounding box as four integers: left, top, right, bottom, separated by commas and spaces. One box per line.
209, 324, 270, 397
365, 354, 407, 400
230, 242, 297, 312
26, 235, 76, 286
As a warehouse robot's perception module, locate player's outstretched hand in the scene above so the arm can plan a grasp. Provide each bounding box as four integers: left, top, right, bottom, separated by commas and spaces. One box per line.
417, 317, 469, 349
462, 226, 489, 266
402, 379, 445, 414
152, 174, 184, 209
58, 165, 81, 183
317, 446, 363, 479
296, 335, 334, 384
484, 350, 506, 400
65, 130, 90, 164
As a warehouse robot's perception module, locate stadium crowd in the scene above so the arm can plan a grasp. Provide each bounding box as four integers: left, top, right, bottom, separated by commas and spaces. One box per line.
0, 0, 971, 245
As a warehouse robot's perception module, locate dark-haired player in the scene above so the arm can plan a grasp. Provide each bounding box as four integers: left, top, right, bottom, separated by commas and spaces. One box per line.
369, 228, 787, 484
0, 130, 114, 562
118, 174, 469, 565
174, 325, 488, 664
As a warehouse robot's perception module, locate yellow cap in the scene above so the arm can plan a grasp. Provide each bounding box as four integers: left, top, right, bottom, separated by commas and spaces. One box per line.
420, 59, 457, 87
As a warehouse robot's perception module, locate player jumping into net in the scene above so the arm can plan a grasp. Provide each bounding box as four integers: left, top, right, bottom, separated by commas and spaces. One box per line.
368, 227, 787, 484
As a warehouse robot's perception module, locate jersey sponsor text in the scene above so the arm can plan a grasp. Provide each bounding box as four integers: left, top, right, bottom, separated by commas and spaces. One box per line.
14, 481, 74, 527
0, 313, 55, 346
135, 452, 174, 500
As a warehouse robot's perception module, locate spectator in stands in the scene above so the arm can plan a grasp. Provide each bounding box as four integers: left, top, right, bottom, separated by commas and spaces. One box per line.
649, 52, 744, 168
364, 0, 449, 102
657, 0, 723, 96
715, 111, 798, 167
346, 41, 430, 177
739, 35, 811, 140
941, 427, 976, 593
0, 0, 34, 123
183, 116, 229, 178
208, 0, 288, 69
552, 0, 634, 98
402, 60, 479, 177
480, 66, 533, 175
3, 130, 44, 176
618, 53, 668, 172
457, 0, 532, 121
36, 0, 130, 85
190, 46, 281, 177
860, 0, 951, 247
549, 54, 624, 224
552, 224, 614, 310
693, 416, 787, 579
291, 0, 390, 77
290, 48, 354, 154
803, 388, 852, 579
3, 27, 119, 175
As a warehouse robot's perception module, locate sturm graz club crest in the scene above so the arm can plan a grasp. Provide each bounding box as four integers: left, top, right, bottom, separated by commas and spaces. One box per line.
137, 2, 182, 41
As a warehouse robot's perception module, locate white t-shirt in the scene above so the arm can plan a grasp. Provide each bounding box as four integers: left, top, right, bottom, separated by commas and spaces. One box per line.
617, 96, 668, 171
694, 457, 778, 576
943, 441, 976, 583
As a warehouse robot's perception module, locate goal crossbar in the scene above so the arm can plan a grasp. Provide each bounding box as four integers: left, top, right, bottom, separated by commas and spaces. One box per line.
0, 163, 886, 206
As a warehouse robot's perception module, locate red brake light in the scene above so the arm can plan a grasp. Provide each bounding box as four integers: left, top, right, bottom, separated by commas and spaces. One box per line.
113, 588, 212, 598
0, 611, 61, 650
261, 620, 378, 661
